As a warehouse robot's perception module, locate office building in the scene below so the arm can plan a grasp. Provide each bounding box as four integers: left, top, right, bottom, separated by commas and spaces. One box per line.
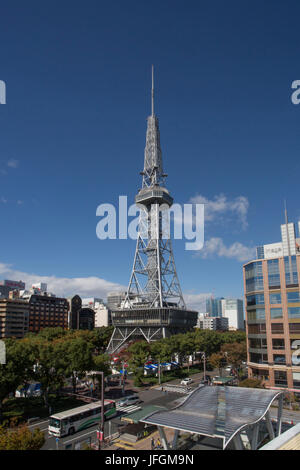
198, 316, 229, 331
82, 298, 111, 327
206, 297, 225, 317
0, 298, 29, 338
0, 280, 26, 299
107, 292, 127, 310
76, 308, 95, 330
68, 295, 82, 329
28, 294, 69, 332
223, 299, 244, 330
243, 217, 300, 392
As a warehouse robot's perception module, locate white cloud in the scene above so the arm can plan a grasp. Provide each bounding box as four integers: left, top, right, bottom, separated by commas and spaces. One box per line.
7, 159, 19, 169
199, 237, 256, 262
190, 194, 249, 230
1, 197, 7, 204
184, 292, 211, 312
0, 262, 126, 299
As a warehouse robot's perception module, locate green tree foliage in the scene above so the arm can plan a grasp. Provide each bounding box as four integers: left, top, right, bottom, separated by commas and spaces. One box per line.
56, 337, 94, 394
239, 378, 263, 388
221, 342, 247, 369
128, 341, 150, 386
0, 339, 36, 423
0, 423, 45, 450
29, 338, 66, 409
209, 352, 225, 376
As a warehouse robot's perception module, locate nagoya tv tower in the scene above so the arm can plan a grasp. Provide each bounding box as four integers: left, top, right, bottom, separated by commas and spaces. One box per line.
107, 67, 197, 353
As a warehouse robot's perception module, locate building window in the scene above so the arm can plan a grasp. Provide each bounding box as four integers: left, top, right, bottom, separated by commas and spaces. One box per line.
246, 294, 264, 306
293, 373, 300, 389
269, 293, 281, 304
287, 291, 300, 303
273, 354, 286, 365
288, 307, 300, 319
289, 323, 300, 334
249, 352, 268, 364
245, 262, 264, 293
272, 338, 285, 350
247, 309, 265, 321
271, 323, 284, 334
268, 259, 281, 288
270, 308, 283, 319
284, 256, 298, 286
274, 370, 288, 387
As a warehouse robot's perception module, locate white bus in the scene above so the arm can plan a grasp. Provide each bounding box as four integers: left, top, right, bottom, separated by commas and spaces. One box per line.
48, 400, 117, 437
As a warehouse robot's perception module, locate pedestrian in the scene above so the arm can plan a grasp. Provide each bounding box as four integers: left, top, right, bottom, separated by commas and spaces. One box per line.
151, 437, 155, 450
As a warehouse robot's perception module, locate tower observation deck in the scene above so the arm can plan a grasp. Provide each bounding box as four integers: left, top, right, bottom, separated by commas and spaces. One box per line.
107, 68, 197, 354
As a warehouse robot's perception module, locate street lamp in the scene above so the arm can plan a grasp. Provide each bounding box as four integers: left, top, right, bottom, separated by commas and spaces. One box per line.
91, 371, 105, 450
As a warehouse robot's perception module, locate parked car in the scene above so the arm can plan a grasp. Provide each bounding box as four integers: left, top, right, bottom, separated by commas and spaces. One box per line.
180, 378, 193, 386
118, 395, 141, 407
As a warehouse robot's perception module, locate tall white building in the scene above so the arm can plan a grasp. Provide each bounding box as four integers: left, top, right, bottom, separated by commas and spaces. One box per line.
81, 298, 110, 327
223, 298, 244, 330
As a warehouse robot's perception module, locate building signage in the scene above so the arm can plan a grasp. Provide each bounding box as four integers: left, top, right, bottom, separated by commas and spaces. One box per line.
263, 242, 284, 259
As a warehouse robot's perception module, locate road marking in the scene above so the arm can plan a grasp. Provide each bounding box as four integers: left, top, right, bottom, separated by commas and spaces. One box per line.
116, 404, 141, 413
28, 419, 49, 429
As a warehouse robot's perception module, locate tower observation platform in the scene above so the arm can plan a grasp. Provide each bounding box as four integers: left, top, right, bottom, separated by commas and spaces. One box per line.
107, 68, 197, 354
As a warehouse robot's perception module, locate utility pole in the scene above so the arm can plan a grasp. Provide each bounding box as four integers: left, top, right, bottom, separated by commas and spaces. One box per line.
202, 352, 206, 381
158, 357, 161, 386
122, 360, 125, 395
97, 372, 105, 450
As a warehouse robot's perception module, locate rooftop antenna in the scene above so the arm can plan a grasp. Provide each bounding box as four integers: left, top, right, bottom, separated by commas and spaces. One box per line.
151, 65, 154, 117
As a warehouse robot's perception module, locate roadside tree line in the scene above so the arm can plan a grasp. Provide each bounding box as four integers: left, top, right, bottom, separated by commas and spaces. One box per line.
0, 326, 113, 423
116, 329, 247, 386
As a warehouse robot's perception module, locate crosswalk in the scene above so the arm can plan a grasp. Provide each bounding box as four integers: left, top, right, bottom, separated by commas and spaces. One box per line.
116, 403, 142, 414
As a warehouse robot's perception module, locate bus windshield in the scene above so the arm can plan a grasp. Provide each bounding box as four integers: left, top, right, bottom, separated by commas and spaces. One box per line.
49, 418, 60, 429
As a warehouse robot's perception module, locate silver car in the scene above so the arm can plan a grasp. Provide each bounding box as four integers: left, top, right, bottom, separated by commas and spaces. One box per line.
118, 396, 141, 407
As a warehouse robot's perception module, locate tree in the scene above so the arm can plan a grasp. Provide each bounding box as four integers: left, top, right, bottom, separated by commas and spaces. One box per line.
92, 354, 111, 394
194, 330, 223, 356
0, 339, 35, 423
128, 341, 150, 386
209, 352, 226, 376
56, 337, 94, 394
0, 423, 45, 450
239, 378, 262, 389
178, 334, 196, 371
221, 342, 247, 371
30, 339, 65, 409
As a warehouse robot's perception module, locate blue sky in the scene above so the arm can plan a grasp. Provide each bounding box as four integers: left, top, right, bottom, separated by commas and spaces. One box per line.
1, 0, 300, 310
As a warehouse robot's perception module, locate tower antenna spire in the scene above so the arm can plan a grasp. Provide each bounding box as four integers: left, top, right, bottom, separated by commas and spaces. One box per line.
151, 64, 154, 116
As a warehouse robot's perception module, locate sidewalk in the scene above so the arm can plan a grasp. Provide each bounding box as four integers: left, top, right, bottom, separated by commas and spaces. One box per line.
107, 427, 176, 451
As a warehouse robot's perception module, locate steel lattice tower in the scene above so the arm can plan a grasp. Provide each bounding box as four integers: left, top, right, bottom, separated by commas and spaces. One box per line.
107, 68, 197, 354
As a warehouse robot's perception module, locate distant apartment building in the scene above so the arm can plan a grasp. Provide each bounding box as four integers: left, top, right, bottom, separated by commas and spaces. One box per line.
223, 299, 244, 330
243, 218, 300, 392
198, 315, 229, 331
107, 291, 127, 310
68, 295, 82, 329
206, 297, 224, 317
82, 298, 111, 327
28, 294, 69, 332
0, 297, 29, 338
0, 279, 26, 299
77, 308, 95, 330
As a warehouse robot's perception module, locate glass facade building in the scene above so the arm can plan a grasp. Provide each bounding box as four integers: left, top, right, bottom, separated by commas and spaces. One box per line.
243, 247, 300, 393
